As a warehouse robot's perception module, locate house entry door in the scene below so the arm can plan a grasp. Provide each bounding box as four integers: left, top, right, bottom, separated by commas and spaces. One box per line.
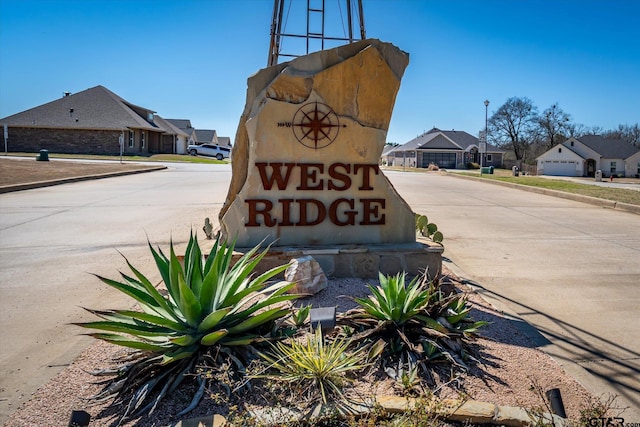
586, 159, 596, 177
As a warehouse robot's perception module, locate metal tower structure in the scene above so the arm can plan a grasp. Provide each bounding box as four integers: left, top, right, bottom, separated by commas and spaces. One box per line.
268, 0, 366, 67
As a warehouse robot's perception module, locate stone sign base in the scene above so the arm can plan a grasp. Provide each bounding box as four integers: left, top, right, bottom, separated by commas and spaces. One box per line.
232, 236, 443, 280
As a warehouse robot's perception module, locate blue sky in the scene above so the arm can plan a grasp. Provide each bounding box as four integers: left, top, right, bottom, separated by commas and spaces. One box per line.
1, 0, 638, 145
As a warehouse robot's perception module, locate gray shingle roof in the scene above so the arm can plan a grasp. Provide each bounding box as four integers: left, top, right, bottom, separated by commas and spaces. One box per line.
195, 129, 215, 144
165, 119, 193, 131
0, 85, 161, 132
154, 115, 189, 137
217, 136, 231, 147
578, 135, 639, 159
393, 127, 502, 153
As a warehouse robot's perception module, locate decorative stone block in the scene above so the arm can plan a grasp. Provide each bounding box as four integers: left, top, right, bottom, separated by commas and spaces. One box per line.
445, 400, 497, 424
219, 39, 416, 248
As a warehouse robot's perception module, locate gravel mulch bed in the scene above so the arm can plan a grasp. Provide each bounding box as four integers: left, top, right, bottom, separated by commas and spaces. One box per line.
3, 269, 597, 426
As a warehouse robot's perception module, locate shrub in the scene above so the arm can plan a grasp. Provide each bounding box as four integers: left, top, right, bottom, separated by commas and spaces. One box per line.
253, 326, 369, 408
339, 272, 487, 389
76, 233, 297, 423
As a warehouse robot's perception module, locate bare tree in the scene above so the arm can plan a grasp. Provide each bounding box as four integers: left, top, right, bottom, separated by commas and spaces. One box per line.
488, 97, 539, 165
585, 125, 604, 135
538, 103, 571, 149
624, 124, 640, 146
566, 122, 588, 138
603, 124, 640, 146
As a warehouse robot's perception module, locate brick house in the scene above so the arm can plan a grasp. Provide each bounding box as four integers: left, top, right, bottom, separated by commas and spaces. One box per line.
0, 85, 181, 155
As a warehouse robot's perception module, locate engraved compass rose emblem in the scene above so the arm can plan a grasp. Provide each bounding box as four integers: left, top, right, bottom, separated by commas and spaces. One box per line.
290, 102, 345, 149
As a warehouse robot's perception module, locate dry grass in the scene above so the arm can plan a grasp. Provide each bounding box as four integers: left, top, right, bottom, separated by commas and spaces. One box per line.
0, 157, 160, 186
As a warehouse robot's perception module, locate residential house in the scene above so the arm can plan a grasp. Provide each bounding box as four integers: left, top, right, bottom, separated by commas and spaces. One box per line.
194, 129, 217, 145
217, 136, 232, 147
153, 116, 190, 154
165, 120, 232, 151
384, 128, 504, 169
380, 144, 397, 165
193, 129, 232, 147
536, 135, 640, 177
165, 119, 197, 146
0, 85, 182, 155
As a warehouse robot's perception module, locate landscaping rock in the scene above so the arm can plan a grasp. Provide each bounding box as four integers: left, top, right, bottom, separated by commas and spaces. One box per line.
285, 255, 328, 294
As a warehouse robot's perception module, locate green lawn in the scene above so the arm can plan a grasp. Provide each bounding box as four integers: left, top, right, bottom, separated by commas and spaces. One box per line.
459, 170, 640, 206
382, 165, 640, 206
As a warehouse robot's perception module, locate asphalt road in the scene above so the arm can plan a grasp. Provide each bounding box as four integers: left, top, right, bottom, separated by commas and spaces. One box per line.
1, 165, 638, 422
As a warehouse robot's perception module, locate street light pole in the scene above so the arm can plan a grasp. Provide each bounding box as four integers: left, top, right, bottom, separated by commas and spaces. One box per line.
483, 99, 489, 171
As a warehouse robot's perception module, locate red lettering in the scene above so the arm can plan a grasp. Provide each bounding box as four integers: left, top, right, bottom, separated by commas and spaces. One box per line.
327, 163, 352, 191
329, 198, 357, 226
353, 164, 379, 190
297, 163, 324, 190
278, 198, 294, 226
245, 199, 276, 227
297, 199, 326, 226
256, 162, 296, 190
360, 198, 385, 225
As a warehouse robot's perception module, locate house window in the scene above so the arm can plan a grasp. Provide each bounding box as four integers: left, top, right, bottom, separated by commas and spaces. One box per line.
487, 154, 493, 162
141, 131, 145, 148
558, 148, 562, 153
637, 162, 640, 174
128, 131, 134, 148
570, 141, 574, 146
610, 162, 616, 174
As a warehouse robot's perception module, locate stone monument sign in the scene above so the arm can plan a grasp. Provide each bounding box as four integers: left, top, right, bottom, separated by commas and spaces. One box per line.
219, 39, 416, 248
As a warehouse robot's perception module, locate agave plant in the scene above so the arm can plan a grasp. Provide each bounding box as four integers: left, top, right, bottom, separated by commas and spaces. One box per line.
76, 233, 297, 423
339, 272, 487, 388
253, 326, 370, 408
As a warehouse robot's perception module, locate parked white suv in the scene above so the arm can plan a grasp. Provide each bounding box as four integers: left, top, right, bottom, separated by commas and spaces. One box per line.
187, 144, 231, 160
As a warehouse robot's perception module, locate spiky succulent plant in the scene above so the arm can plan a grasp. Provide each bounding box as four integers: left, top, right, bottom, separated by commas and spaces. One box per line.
253, 326, 369, 407
340, 272, 487, 387
76, 233, 297, 423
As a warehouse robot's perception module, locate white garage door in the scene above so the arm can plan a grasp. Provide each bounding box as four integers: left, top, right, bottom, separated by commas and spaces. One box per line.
543, 160, 578, 176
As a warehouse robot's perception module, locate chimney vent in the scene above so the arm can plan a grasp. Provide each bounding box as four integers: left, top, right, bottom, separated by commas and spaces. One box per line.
63, 91, 71, 97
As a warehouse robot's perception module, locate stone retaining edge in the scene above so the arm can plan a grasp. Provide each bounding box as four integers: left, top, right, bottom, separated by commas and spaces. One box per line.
448, 172, 640, 215
172, 396, 567, 426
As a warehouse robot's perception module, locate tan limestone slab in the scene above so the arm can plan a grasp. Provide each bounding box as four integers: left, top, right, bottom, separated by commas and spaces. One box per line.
220, 40, 415, 248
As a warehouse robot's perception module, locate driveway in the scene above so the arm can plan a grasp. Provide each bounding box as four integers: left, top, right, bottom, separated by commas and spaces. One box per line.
386, 171, 640, 419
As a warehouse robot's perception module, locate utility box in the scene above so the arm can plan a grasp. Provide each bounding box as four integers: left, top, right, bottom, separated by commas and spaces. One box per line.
480, 166, 493, 174
512, 166, 519, 176
595, 170, 602, 182
36, 149, 49, 161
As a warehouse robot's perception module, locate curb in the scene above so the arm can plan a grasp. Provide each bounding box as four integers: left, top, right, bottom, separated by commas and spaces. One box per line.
448, 172, 640, 215
0, 165, 167, 193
